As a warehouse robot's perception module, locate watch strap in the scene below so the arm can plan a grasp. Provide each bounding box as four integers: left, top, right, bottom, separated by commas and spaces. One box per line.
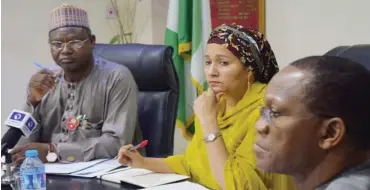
48, 144, 53, 153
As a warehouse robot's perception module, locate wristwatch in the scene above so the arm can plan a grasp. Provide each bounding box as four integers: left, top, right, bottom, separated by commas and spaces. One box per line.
46, 144, 58, 163
204, 132, 222, 143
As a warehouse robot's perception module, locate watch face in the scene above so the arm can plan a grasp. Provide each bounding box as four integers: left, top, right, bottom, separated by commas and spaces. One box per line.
205, 134, 216, 142
46, 152, 58, 162
204, 133, 221, 142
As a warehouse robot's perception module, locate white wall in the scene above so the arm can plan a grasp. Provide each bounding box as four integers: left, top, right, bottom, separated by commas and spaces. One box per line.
266, 0, 370, 68
2, 0, 370, 154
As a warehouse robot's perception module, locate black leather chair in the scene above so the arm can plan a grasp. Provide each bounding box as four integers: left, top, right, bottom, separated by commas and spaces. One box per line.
325, 44, 370, 70
93, 43, 179, 158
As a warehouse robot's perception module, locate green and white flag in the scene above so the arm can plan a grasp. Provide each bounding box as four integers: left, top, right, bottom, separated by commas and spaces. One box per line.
165, 0, 211, 140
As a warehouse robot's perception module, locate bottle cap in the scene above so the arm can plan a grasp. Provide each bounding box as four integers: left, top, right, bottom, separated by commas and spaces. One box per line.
25, 149, 38, 157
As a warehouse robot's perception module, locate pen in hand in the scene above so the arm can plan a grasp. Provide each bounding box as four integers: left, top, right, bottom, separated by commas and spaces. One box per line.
33, 61, 63, 82
129, 140, 148, 152
113, 140, 148, 160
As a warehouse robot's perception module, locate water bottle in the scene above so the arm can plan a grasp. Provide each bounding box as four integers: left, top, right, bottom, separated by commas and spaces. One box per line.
20, 150, 46, 190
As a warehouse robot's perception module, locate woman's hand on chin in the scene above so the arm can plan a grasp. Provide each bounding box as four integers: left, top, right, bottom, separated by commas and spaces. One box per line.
194, 88, 219, 130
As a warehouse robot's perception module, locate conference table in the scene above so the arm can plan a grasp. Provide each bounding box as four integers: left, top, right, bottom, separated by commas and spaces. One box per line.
2, 175, 145, 190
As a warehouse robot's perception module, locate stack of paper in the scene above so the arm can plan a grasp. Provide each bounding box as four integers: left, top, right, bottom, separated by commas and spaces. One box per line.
69, 159, 123, 178
45, 159, 108, 174
45, 159, 207, 188
45, 158, 122, 178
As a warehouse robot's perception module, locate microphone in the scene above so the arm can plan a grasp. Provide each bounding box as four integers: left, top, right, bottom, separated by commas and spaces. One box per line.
1, 109, 38, 156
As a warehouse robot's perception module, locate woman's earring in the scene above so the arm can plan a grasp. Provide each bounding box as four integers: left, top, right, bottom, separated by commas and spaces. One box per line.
247, 72, 253, 91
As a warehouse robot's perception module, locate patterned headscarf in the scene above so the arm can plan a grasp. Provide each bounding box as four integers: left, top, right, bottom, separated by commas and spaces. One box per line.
208, 23, 279, 83
49, 4, 90, 32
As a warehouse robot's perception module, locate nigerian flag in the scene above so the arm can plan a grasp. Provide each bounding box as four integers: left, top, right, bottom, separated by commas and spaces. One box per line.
165, 0, 211, 140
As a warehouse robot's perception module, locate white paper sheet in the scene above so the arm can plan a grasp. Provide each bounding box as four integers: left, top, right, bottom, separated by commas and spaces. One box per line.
143, 181, 209, 190
69, 159, 122, 178
97, 167, 131, 177
45, 159, 108, 174
100, 168, 153, 183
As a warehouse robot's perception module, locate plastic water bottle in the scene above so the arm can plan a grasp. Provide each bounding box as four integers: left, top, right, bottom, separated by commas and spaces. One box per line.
20, 150, 46, 190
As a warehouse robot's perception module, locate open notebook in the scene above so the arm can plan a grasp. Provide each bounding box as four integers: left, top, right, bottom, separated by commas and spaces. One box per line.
99, 168, 190, 188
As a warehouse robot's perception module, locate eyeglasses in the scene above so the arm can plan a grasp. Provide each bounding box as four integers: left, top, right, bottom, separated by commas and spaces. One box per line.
49, 39, 89, 50
259, 105, 331, 127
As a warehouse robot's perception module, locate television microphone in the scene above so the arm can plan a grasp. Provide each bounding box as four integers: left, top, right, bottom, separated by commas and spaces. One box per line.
1, 109, 38, 185
1, 109, 38, 156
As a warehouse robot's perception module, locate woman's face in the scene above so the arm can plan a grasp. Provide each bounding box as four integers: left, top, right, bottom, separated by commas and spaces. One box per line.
204, 43, 250, 96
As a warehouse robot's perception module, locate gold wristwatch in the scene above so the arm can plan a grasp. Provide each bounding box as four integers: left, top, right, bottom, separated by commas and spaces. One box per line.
204, 132, 222, 143
46, 144, 58, 163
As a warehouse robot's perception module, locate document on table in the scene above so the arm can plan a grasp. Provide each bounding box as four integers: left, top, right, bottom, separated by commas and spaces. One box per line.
99, 168, 190, 188
45, 159, 109, 174
97, 167, 132, 177
100, 168, 153, 183
69, 159, 123, 178
143, 181, 210, 190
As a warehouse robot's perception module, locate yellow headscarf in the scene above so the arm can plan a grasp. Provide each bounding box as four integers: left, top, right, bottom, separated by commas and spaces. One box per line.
217, 82, 265, 126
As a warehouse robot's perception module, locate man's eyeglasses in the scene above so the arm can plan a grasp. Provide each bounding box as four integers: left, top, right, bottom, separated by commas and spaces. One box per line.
259, 105, 331, 127
49, 39, 89, 50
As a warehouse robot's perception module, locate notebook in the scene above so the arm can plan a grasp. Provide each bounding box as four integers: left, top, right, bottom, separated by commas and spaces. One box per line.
99, 168, 190, 188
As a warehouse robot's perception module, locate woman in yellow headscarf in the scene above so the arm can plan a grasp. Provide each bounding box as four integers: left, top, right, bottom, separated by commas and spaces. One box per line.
117, 23, 296, 190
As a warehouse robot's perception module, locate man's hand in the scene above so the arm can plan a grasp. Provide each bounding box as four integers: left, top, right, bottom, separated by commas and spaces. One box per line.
27, 69, 58, 107
11, 143, 49, 166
